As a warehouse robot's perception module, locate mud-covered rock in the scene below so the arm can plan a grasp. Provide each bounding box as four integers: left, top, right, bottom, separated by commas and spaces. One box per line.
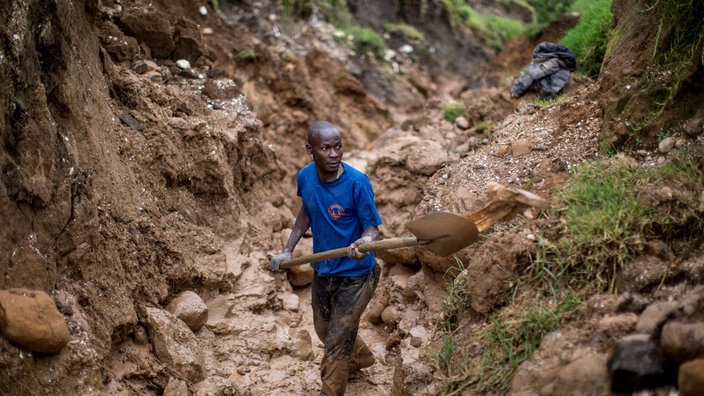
607, 341, 671, 392
163, 377, 189, 396
173, 18, 206, 63
660, 321, 704, 362
144, 307, 205, 382
635, 301, 679, 335
118, 7, 175, 59
0, 289, 69, 354
167, 291, 208, 332
550, 353, 610, 396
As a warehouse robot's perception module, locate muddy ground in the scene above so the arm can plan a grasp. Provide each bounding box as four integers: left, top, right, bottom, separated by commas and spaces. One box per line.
1, 0, 703, 395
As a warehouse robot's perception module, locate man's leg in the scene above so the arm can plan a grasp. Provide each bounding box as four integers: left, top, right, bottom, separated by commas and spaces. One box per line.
316, 263, 380, 396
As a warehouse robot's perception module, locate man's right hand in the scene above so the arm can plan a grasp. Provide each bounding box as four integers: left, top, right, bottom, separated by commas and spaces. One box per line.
269, 251, 292, 272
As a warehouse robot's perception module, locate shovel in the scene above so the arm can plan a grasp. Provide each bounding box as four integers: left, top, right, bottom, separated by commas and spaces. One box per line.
280, 212, 479, 269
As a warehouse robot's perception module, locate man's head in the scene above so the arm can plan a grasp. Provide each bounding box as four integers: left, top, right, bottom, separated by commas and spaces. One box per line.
307, 121, 343, 181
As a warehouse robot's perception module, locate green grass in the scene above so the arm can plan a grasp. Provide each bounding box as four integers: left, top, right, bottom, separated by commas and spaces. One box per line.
527, 0, 575, 25
480, 292, 580, 393
550, 152, 704, 290
560, 0, 613, 77
530, 95, 570, 107
443, 100, 466, 123
342, 26, 386, 59
235, 49, 257, 61
319, 0, 352, 28
427, 151, 704, 394
442, 0, 526, 52
383, 22, 426, 42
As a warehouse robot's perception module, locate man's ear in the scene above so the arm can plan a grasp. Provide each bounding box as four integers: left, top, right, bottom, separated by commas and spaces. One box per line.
305, 143, 312, 155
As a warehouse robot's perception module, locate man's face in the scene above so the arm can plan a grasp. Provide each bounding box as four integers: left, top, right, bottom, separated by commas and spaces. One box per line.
307, 127, 343, 177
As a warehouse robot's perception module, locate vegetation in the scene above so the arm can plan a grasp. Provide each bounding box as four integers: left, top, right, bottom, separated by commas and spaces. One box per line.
319, 0, 352, 27
428, 150, 704, 394
551, 153, 704, 290
441, 0, 526, 52
342, 26, 386, 59
383, 22, 426, 42
526, 0, 575, 26
235, 49, 257, 61
633, 0, 704, 129
443, 100, 466, 123
560, 0, 613, 77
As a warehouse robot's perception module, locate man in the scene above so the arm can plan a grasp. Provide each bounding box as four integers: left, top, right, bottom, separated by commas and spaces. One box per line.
269, 120, 383, 395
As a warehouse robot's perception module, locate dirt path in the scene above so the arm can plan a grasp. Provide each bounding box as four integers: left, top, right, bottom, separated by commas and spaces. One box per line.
201, 238, 396, 395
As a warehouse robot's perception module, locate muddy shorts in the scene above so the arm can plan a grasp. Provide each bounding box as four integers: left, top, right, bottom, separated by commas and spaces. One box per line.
312, 262, 381, 395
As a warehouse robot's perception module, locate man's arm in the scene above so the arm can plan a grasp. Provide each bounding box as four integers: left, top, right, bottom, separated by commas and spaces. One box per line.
347, 226, 379, 261
269, 206, 310, 271
283, 206, 311, 254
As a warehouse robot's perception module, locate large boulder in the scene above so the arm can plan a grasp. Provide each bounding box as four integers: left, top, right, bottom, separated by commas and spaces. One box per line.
0, 288, 69, 354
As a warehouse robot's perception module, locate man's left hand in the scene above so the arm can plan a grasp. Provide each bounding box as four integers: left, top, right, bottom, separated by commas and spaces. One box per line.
348, 236, 372, 261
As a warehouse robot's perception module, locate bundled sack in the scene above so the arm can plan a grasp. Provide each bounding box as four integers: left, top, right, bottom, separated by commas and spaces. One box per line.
510, 42, 577, 99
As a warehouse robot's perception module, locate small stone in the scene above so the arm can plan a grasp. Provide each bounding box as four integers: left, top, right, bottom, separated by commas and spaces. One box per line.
145, 70, 162, 83
496, 145, 510, 156
381, 306, 402, 324
119, 112, 143, 132
607, 341, 669, 392
511, 140, 533, 156
635, 301, 679, 335
198, 6, 208, 15
281, 293, 299, 312
132, 60, 149, 74
552, 354, 610, 396
176, 59, 191, 69
287, 265, 314, 287
455, 116, 470, 130
658, 137, 676, 153
660, 321, 704, 362
399, 44, 413, 54
167, 117, 190, 130
166, 291, 208, 332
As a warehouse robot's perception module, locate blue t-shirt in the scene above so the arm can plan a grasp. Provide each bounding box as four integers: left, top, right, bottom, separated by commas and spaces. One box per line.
297, 161, 383, 276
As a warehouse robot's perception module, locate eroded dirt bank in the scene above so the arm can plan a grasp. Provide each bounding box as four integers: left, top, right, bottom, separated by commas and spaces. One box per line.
1, 0, 703, 395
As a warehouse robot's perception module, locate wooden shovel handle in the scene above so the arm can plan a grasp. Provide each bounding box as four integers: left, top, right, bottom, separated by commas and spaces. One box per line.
280, 236, 420, 269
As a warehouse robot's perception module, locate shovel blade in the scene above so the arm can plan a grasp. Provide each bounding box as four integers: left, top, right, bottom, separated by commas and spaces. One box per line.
405, 212, 479, 256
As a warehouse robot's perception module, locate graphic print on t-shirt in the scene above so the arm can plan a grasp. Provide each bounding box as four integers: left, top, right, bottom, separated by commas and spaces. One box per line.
327, 204, 345, 220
